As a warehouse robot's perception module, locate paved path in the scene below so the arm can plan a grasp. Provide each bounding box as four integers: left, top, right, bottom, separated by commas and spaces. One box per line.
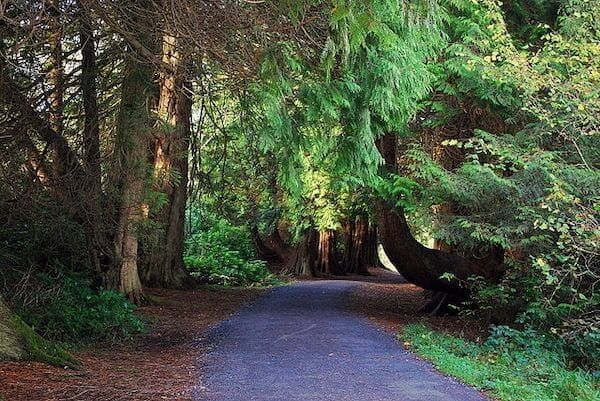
195, 280, 489, 401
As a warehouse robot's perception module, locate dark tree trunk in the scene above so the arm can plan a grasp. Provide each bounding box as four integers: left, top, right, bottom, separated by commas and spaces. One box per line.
47, 0, 66, 183
264, 228, 291, 263
251, 226, 281, 262
365, 222, 380, 269
283, 230, 318, 277
78, 1, 108, 282
316, 229, 343, 275
342, 216, 371, 275
375, 133, 504, 296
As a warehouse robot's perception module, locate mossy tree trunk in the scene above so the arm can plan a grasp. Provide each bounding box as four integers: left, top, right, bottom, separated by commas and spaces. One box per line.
0, 296, 24, 361
141, 33, 190, 289
0, 297, 77, 367
109, 6, 156, 303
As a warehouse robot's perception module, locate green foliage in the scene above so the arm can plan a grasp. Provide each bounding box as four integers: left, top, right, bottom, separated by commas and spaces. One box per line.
22, 276, 145, 344
185, 215, 281, 286
402, 324, 600, 401
374, 173, 421, 212
403, 0, 599, 368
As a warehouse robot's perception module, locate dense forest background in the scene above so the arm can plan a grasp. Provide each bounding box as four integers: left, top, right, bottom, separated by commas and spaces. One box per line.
0, 0, 598, 377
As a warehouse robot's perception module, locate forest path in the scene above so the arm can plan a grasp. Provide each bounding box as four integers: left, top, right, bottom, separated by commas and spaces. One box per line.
195, 279, 489, 401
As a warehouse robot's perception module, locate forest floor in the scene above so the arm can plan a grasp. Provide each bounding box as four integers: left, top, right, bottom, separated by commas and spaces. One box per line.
347, 269, 488, 341
0, 287, 264, 401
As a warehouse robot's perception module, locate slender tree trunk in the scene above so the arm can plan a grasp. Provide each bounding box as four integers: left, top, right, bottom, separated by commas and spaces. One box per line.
316, 229, 342, 275
365, 222, 380, 268
47, 0, 64, 177
141, 34, 190, 288
46, 0, 81, 214
78, 0, 107, 281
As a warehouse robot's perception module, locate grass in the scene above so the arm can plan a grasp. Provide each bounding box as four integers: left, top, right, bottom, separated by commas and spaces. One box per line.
401, 324, 599, 401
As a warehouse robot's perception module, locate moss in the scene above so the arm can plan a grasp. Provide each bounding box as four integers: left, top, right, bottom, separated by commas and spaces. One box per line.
11, 315, 80, 368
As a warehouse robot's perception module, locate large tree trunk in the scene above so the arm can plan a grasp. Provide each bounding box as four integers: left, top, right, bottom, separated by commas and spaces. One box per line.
316, 229, 343, 275
141, 34, 190, 288
375, 133, 503, 296
0, 297, 25, 361
0, 296, 77, 367
251, 226, 281, 261
110, 52, 154, 304
341, 216, 371, 275
283, 230, 318, 277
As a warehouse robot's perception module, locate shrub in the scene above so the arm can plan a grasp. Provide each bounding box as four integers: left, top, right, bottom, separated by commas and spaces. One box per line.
22, 276, 145, 344
185, 218, 280, 286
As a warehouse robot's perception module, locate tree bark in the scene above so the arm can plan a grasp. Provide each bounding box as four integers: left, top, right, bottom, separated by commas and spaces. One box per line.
375, 133, 504, 295
110, 53, 154, 304
47, 0, 66, 183
316, 229, 342, 275
251, 226, 280, 261
283, 230, 318, 277
342, 216, 371, 275
0, 297, 25, 361
141, 34, 190, 288
78, 0, 108, 282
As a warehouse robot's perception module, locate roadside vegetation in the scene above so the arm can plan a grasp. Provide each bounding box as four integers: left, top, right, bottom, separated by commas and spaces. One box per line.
403, 324, 600, 401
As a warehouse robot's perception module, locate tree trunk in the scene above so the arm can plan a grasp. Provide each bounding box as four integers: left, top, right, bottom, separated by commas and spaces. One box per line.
341, 216, 372, 275
365, 222, 380, 268
141, 34, 190, 288
0, 296, 25, 361
251, 226, 284, 262
316, 229, 342, 275
283, 230, 318, 277
375, 133, 504, 295
78, 1, 108, 282
0, 296, 77, 366
110, 53, 154, 304
47, 0, 65, 182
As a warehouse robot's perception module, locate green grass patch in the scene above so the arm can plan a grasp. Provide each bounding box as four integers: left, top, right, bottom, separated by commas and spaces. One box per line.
401, 324, 599, 401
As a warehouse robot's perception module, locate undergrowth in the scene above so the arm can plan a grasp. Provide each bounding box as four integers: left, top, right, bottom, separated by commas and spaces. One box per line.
402, 324, 600, 401
185, 217, 282, 287
20, 275, 145, 345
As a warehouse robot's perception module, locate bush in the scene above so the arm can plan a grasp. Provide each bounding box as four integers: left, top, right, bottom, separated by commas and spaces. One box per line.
22, 276, 145, 344
184, 217, 280, 286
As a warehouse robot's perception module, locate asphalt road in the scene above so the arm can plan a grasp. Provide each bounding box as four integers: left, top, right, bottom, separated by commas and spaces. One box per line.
195, 280, 489, 401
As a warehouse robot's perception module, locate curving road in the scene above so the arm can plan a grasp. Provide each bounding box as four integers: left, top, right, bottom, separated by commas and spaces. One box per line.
195, 280, 489, 401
